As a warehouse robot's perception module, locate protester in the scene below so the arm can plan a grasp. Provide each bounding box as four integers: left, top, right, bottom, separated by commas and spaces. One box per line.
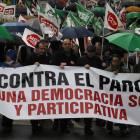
133, 56, 140, 73
23, 41, 50, 66
77, 45, 102, 135
71, 44, 80, 58
95, 42, 101, 57
100, 45, 112, 70
40, 39, 53, 61
0, 49, 22, 132
23, 41, 50, 133
121, 51, 133, 73
105, 54, 130, 135
51, 39, 78, 133
0, 49, 22, 68
129, 52, 140, 66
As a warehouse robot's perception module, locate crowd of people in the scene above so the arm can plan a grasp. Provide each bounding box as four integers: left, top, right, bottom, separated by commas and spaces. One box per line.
0, 36, 139, 136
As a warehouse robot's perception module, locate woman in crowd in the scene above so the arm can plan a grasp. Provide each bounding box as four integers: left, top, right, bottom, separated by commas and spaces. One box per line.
0, 49, 22, 132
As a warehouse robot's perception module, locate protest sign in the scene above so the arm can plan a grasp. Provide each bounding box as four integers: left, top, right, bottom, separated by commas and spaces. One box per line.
22, 28, 43, 48
0, 65, 140, 125
104, 3, 124, 30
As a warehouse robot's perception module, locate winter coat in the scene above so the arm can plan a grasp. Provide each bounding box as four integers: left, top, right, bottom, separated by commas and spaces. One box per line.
51, 48, 78, 66
133, 57, 140, 73
0, 62, 22, 68
77, 54, 102, 69
105, 66, 126, 73
23, 52, 50, 66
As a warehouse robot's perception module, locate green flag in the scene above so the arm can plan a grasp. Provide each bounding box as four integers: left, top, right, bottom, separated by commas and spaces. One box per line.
25, 0, 32, 9
53, 8, 66, 17
40, 6, 45, 15
76, 2, 94, 27
91, 17, 96, 30
128, 19, 138, 32
62, 12, 81, 27
95, 17, 104, 33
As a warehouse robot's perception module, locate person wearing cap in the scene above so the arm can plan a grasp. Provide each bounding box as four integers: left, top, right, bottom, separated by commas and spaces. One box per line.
77, 45, 102, 135
0, 49, 22, 132
0, 49, 22, 68
77, 45, 102, 69
100, 45, 112, 70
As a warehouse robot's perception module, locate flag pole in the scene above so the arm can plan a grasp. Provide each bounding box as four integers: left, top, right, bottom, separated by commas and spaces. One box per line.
127, 51, 129, 69
101, 27, 104, 56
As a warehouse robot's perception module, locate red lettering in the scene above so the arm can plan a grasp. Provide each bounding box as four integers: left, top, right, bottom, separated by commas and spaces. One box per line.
94, 103, 102, 115
0, 91, 5, 101
37, 103, 46, 115
7, 91, 16, 102
56, 102, 64, 114
129, 95, 137, 107
85, 102, 93, 113
110, 94, 113, 105
42, 89, 49, 100
47, 103, 56, 114
80, 102, 84, 113
32, 90, 40, 101
84, 89, 93, 100
28, 104, 36, 115
101, 105, 107, 116
107, 107, 111, 117
75, 89, 83, 100
65, 102, 69, 114
65, 88, 73, 100
70, 102, 79, 114
51, 88, 63, 100
101, 93, 108, 104
17, 91, 26, 102
94, 91, 101, 102
14, 105, 22, 116
114, 95, 123, 106
119, 109, 127, 120
111, 108, 118, 119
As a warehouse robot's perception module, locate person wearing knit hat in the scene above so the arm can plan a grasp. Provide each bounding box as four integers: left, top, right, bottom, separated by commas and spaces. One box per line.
0, 49, 22, 68
0, 49, 22, 132
100, 45, 112, 70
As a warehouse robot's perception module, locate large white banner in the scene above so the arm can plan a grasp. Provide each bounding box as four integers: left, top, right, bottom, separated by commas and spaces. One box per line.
0, 65, 140, 125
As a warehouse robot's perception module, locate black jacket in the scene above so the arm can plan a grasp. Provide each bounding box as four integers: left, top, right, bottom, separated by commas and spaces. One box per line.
51, 48, 78, 66
23, 52, 50, 66
77, 55, 102, 69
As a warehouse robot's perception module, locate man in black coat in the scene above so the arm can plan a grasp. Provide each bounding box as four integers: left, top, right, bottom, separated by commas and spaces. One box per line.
24, 41, 50, 133
77, 45, 102, 69
51, 39, 78, 133
77, 45, 102, 135
24, 41, 50, 66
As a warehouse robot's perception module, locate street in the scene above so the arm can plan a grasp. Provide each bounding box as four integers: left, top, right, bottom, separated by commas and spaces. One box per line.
0, 115, 140, 140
